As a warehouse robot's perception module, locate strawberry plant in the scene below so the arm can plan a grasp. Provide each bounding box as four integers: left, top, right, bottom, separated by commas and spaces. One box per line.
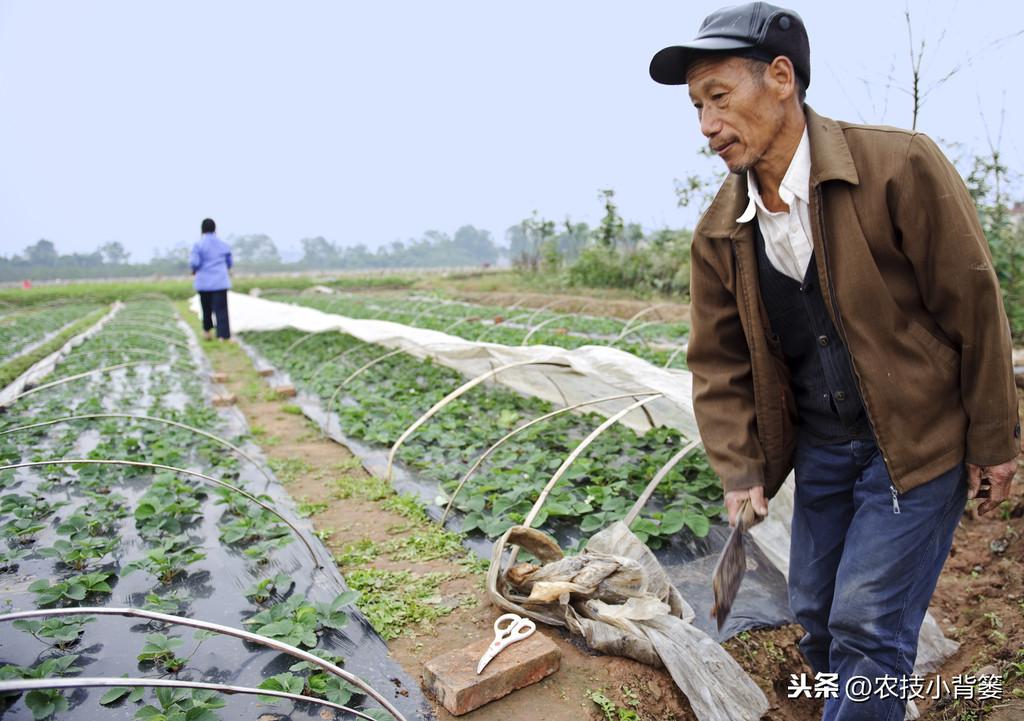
0, 654, 79, 720
12, 616, 94, 650
136, 633, 188, 672
123, 535, 206, 584
244, 591, 358, 649
132, 687, 225, 721
259, 652, 359, 706
38, 536, 118, 571
245, 573, 293, 604
28, 571, 114, 606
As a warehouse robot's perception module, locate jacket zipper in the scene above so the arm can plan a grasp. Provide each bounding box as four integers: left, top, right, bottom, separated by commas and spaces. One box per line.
812, 186, 902, 493
890, 485, 901, 514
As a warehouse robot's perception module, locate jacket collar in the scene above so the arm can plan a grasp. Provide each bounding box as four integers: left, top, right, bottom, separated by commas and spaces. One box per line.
698, 105, 860, 239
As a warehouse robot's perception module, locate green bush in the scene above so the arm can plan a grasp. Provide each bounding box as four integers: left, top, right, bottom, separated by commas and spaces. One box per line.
566, 229, 692, 298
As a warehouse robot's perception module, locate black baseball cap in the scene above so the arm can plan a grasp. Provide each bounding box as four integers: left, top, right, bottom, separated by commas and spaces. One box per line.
650, 2, 810, 88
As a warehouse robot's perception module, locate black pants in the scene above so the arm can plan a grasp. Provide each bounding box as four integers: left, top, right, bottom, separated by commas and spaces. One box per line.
198, 290, 230, 339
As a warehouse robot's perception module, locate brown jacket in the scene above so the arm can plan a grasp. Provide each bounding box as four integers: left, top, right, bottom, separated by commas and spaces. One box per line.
687, 106, 1020, 499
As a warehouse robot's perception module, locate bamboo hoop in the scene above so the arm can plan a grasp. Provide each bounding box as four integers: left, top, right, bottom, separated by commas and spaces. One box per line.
385, 360, 572, 481
521, 395, 661, 530
283, 330, 334, 358
442, 316, 479, 334
621, 438, 703, 527
91, 328, 191, 351
8, 361, 193, 405
525, 300, 559, 325
474, 313, 532, 342
662, 345, 688, 369
0, 460, 320, 568
484, 395, 662, 619
307, 345, 363, 385
440, 392, 660, 523
0, 414, 274, 485
0, 607, 405, 721
103, 320, 190, 337
620, 303, 671, 335
521, 316, 564, 345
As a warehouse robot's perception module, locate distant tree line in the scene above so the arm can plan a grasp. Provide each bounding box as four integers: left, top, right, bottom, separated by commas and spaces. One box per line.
0, 225, 500, 282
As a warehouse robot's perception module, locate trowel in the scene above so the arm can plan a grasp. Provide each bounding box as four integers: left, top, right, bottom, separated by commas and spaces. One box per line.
711, 499, 758, 631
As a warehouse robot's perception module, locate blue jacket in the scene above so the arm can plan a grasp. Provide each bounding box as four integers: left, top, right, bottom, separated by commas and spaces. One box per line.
190, 233, 233, 291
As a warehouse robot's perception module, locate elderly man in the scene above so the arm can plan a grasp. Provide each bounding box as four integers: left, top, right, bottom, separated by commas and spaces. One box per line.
650, 3, 1019, 719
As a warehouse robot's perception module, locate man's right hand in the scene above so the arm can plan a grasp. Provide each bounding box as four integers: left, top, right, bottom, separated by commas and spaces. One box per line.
724, 486, 769, 527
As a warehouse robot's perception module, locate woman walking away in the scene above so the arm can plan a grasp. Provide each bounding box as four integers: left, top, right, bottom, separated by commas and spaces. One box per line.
191, 218, 233, 341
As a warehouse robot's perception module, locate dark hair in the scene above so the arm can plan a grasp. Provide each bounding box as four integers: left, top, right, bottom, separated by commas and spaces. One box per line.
744, 57, 806, 103
201, 218, 216, 234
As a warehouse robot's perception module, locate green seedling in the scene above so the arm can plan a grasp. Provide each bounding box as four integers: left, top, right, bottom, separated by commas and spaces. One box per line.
38, 536, 118, 571
244, 573, 293, 604
244, 591, 357, 649
29, 572, 113, 607
132, 687, 225, 721
12, 616, 94, 650
0, 547, 29, 572
142, 590, 192, 616
586, 689, 639, 721
1, 492, 67, 520
136, 633, 188, 673
0, 654, 79, 720
1, 517, 46, 543
123, 536, 206, 584
219, 508, 290, 546
296, 498, 329, 517
97, 682, 146, 706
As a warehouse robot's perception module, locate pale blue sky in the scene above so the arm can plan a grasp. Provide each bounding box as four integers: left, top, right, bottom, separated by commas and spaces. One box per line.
1, 1, 1021, 261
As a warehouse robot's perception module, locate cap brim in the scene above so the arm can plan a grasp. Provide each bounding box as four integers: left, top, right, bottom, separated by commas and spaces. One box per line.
650, 38, 756, 85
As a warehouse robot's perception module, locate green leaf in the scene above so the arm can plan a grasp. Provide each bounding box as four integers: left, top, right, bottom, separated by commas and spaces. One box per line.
579, 513, 606, 533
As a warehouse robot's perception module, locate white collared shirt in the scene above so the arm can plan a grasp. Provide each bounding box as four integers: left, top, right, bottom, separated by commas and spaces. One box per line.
736, 127, 813, 282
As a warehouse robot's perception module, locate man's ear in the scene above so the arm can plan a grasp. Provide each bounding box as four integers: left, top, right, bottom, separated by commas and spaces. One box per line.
767, 56, 797, 102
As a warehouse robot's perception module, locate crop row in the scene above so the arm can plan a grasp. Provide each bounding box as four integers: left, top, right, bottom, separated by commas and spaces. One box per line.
242, 328, 721, 547
0, 303, 101, 366
267, 292, 690, 369
0, 301, 396, 721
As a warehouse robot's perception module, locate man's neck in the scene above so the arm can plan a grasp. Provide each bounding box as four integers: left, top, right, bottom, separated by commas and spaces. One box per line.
752, 110, 806, 213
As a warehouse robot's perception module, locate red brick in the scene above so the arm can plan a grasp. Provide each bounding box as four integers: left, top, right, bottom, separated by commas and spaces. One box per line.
422, 631, 560, 715
211, 393, 236, 406
273, 384, 297, 398
257, 367, 274, 377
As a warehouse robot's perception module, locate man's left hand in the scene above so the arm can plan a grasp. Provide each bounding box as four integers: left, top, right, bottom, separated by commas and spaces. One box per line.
966, 458, 1019, 515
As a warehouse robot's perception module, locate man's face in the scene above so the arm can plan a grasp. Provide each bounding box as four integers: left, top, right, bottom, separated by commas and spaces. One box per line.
686, 56, 785, 175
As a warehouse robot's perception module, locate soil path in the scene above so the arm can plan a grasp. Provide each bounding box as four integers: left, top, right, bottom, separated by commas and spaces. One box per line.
179, 302, 1024, 721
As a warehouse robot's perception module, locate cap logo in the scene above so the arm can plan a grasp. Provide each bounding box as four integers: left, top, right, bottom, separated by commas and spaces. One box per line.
779, 15, 790, 30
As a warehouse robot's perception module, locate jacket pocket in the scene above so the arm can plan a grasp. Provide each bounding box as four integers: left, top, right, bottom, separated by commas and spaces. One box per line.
906, 319, 959, 371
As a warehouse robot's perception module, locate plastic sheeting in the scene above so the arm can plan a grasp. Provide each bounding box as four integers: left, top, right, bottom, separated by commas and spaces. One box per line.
492, 522, 769, 721
0, 302, 122, 408
191, 292, 698, 438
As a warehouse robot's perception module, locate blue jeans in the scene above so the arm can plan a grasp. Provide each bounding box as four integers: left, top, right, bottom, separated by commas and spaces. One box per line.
789, 437, 966, 721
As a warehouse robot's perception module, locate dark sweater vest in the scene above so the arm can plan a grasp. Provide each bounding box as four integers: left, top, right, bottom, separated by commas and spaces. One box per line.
753, 221, 873, 444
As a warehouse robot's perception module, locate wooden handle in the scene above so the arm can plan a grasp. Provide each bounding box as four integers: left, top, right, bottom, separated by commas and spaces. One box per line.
738, 499, 758, 531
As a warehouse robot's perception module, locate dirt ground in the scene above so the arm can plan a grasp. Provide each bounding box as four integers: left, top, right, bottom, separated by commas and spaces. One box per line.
182, 303, 1024, 721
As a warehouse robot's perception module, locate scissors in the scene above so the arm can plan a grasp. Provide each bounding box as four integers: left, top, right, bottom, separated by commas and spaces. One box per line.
476, 613, 536, 674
